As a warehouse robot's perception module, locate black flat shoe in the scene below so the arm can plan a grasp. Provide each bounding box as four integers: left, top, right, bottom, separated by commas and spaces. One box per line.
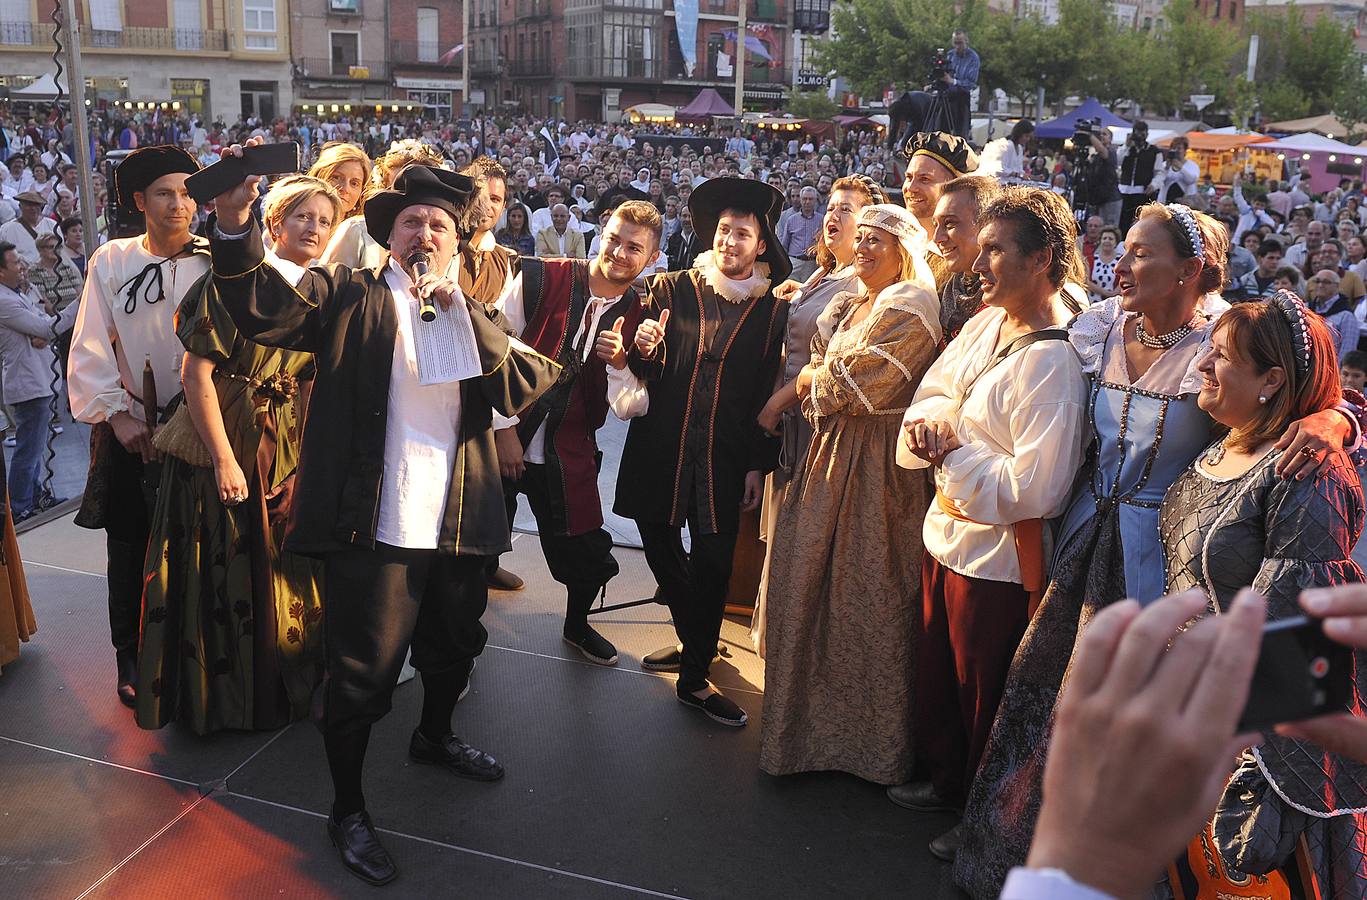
408, 729, 505, 781
928, 823, 965, 863
886, 781, 960, 813
117, 655, 137, 709
327, 811, 397, 886
676, 687, 748, 727
563, 627, 619, 666
640, 643, 726, 672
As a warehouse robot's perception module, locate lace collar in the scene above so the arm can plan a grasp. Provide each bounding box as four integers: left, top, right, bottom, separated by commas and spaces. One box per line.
1069, 292, 1230, 394
695, 250, 771, 304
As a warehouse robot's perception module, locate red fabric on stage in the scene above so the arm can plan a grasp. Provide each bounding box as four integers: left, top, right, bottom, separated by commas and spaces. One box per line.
914, 551, 1031, 805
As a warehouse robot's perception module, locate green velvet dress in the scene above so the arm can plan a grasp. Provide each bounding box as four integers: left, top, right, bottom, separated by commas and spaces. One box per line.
134, 274, 323, 735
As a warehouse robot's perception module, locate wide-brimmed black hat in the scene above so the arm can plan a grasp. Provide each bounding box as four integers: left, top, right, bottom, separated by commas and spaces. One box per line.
688, 177, 791, 283
114, 145, 200, 217
364, 165, 475, 245
589, 185, 650, 220
899, 131, 979, 177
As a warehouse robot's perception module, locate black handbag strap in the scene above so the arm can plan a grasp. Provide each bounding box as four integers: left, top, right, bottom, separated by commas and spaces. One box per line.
963, 327, 1069, 401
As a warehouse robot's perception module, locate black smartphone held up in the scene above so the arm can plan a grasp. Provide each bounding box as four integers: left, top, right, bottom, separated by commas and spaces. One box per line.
1237, 615, 1354, 733
185, 142, 301, 204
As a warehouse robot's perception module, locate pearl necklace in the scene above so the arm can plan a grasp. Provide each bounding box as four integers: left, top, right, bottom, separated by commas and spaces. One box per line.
1135, 314, 1195, 349
1204, 436, 1232, 467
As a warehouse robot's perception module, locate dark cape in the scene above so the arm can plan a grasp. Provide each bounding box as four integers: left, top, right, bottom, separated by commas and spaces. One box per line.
514, 257, 647, 537
209, 218, 561, 557
614, 267, 787, 536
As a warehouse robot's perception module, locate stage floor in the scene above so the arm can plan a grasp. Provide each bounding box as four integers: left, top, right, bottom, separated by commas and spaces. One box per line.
0, 513, 961, 899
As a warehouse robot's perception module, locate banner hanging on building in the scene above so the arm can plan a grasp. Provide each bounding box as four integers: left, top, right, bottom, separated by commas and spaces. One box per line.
675, 0, 699, 77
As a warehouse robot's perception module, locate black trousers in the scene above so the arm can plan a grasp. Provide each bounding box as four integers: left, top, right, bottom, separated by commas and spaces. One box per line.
1119, 192, 1148, 235
636, 520, 736, 694
948, 88, 972, 140
514, 462, 618, 627
320, 544, 488, 738
103, 437, 154, 663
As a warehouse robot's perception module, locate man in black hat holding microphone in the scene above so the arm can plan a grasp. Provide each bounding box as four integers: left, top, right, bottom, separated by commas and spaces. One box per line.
68, 144, 206, 708
208, 149, 560, 886
615, 177, 790, 727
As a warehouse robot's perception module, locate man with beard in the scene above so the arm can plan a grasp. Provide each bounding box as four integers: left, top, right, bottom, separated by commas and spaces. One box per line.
615, 178, 790, 727
491, 200, 661, 665
899, 132, 978, 293
67, 145, 205, 708
209, 159, 559, 886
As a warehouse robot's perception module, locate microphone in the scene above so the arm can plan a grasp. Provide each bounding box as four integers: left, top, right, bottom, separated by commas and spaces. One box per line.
409, 251, 437, 322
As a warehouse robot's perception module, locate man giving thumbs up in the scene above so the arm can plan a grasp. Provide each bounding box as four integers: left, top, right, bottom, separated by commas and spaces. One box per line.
614, 178, 791, 727
490, 200, 663, 666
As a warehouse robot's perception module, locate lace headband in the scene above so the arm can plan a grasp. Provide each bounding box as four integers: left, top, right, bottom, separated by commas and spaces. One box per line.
857, 203, 927, 258
1268, 289, 1313, 378
1166, 203, 1205, 262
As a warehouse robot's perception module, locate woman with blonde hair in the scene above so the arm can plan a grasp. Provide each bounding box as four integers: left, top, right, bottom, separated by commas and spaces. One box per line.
759, 203, 943, 784
134, 175, 342, 735
307, 142, 371, 221
751, 173, 883, 655
318, 138, 446, 270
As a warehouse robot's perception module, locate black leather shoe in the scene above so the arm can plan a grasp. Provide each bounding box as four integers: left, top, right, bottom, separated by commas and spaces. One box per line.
886, 781, 960, 813
327, 811, 397, 886
928, 823, 965, 863
486, 567, 525, 591
408, 729, 505, 781
116, 654, 137, 709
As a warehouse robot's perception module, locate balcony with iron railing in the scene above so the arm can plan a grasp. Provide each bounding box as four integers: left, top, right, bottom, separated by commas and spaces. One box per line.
507, 58, 554, 77
296, 57, 391, 81
694, 0, 786, 22
0, 21, 229, 51
391, 40, 457, 67
515, 0, 556, 19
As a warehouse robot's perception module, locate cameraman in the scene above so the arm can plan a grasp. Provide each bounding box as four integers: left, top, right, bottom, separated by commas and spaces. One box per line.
1116, 121, 1161, 233
1082, 128, 1121, 226
941, 29, 979, 140
1150, 136, 1199, 204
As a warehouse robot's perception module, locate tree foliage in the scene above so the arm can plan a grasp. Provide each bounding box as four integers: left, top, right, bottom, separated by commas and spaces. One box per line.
811, 0, 1363, 125
785, 87, 840, 121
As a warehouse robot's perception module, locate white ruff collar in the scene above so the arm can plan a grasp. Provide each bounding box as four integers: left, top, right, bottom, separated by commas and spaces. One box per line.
695, 250, 771, 304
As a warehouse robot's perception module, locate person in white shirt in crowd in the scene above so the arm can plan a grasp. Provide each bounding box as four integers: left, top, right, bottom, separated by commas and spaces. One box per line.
529, 185, 568, 235
1150, 137, 1199, 204
535, 204, 587, 259
977, 120, 1035, 181
0, 192, 57, 265
1230, 173, 1276, 243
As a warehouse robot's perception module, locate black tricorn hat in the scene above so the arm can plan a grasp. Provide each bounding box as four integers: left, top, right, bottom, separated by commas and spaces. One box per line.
899, 131, 979, 176
364, 165, 476, 245
688, 177, 791, 283
114, 145, 200, 217
589, 185, 650, 220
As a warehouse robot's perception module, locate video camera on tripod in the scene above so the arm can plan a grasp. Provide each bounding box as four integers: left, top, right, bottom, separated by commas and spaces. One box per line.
1067, 117, 1107, 220
1071, 117, 1105, 156
928, 48, 953, 92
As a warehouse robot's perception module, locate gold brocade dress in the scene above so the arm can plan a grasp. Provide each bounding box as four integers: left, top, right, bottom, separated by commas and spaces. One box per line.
134, 276, 323, 735
0, 453, 34, 674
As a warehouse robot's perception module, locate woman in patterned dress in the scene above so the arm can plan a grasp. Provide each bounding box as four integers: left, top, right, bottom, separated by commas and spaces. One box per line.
1158, 296, 1367, 899
759, 203, 941, 784
134, 176, 341, 734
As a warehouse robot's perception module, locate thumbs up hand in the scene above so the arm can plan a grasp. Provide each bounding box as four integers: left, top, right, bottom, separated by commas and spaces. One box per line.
595, 315, 628, 370
634, 307, 670, 358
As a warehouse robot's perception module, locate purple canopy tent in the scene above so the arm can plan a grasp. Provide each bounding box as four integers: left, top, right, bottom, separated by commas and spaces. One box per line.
677, 88, 736, 121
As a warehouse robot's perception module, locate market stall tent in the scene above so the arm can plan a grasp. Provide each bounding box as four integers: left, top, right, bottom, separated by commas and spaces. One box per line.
1154, 131, 1276, 185
1256, 132, 1367, 193
677, 89, 735, 120
1265, 113, 1366, 139
624, 103, 676, 124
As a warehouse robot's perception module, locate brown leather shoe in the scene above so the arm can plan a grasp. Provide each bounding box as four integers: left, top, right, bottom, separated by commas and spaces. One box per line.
486, 567, 525, 591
